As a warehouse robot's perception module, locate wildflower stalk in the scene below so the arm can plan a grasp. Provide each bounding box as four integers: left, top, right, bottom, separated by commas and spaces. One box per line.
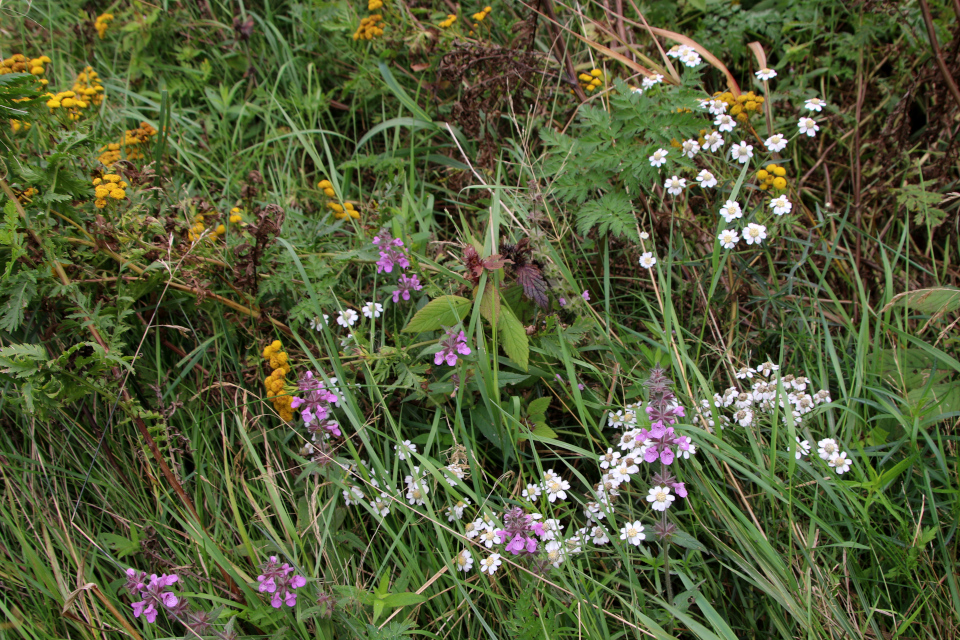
660, 459, 673, 607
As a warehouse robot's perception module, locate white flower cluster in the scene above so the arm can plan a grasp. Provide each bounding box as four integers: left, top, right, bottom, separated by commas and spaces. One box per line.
667, 44, 702, 68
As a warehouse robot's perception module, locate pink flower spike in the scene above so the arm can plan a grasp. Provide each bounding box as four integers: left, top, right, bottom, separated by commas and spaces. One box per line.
660, 447, 675, 466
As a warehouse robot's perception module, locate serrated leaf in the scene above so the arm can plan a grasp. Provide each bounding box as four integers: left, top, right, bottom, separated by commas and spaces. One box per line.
498, 303, 529, 371
0, 342, 47, 378
478, 282, 500, 324
530, 423, 556, 439
527, 396, 551, 419
0, 270, 36, 332
402, 295, 471, 333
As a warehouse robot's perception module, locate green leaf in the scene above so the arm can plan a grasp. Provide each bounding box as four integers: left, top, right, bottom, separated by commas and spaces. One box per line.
0, 343, 47, 378
527, 396, 551, 419
498, 303, 529, 371
378, 592, 427, 608
402, 295, 472, 333
529, 423, 556, 439
883, 287, 960, 317
0, 269, 37, 332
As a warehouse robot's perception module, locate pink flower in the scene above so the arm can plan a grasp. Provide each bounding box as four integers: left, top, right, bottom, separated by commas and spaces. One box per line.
434, 328, 471, 366
581, 290, 590, 301
392, 274, 422, 303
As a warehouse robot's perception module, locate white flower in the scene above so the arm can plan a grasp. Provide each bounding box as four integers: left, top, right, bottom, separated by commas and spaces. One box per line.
540, 518, 563, 541
639, 231, 650, 240
680, 49, 702, 67
599, 448, 621, 469
708, 99, 728, 115
465, 519, 483, 539
696, 170, 718, 188
479, 528, 502, 548
455, 549, 473, 572
736, 366, 756, 380
814, 389, 832, 404
395, 440, 417, 461
743, 223, 767, 245
361, 301, 383, 318
405, 483, 428, 506
618, 429, 640, 451
682, 139, 700, 158
719, 200, 742, 223
664, 175, 686, 196
444, 464, 465, 487
591, 525, 610, 545
522, 483, 542, 501
446, 499, 471, 522
646, 485, 675, 511
829, 451, 851, 474
638, 252, 657, 269
755, 67, 777, 81
790, 437, 811, 460
718, 229, 739, 249
619, 520, 646, 545
804, 97, 826, 112
343, 485, 364, 506
479, 553, 502, 575
337, 309, 359, 327
641, 74, 663, 89
648, 148, 669, 168
370, 492, 391, 517
817, 438, 839, 461
757, 361, 779, 377
704, 131, 724, 152
544, 477, 570, 503
714, 114, 736, 133
734, 408, 754, 427
631, 86, 644, 95
764, 133, 787, 153
798, 117, 819, 137
309, 315, 329, 331
666, 44, 686, 58
770, 196, 792, 216
544, 541, 565, 568
730, 141, 754, 163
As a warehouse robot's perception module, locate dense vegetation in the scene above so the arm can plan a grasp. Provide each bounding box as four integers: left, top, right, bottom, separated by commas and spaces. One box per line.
1, 0, 959, 638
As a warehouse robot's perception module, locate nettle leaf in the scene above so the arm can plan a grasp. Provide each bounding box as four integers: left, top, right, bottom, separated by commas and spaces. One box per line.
527, 396, 551, 420
402, 295, 471, 333
498, 303, 529, 371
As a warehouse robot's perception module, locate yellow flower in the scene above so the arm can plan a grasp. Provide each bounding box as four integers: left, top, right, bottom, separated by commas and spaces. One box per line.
772, 177, 786, 190
230, 214, 242, 224
95, 198, 107, 209
215, 224, 226, 234
109, 188, 126, 199
95, 186, 110, 198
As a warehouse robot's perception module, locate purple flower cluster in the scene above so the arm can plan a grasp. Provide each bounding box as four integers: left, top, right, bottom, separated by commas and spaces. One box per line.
392, 273, 422, 303
257, 556, 307, 608
124, 570, 179, 623
374, 230, 410, 274
435, 327, 471, 366
495, 507, 548, 555
636, 423, 693, 466
292, 371, 341, 437
634, 367, 692, 466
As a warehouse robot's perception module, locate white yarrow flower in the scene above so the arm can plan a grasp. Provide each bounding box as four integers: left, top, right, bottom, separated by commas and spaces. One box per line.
804, 97, 826, 112
591, 525, 610, 545
718, 229, 739, 249
714, 114, 736, 133
829, 451, 852, 474
648, 148, 669, 167
638, 252, 657, 269
770, 195, 792, 216
664, 175, 686, 196
730, 141, 754, 164
704, 131, 724, 152
743, 223, 767, 246
639, 231, 650, 240
646, 485, 675, 511
708, 99, 728, 115
817, 437, 839, 461
619, 520, 646, 546
522, 483, 542, 501
696, 170, 718, 188
680, 49, 702, 67
755, 67, 777, 81
395, 440, 417, 461
361, 301, 383, 318
798, 117, 819, 137
791, 437, 811, 460
764, 133, 787, 152
682, 139, 700, 158
544, 477, 570, 503
641, 74, 663, 89
479, 553, 502, 575
337, 309, 359, 327
719, 200, 742, 223
309, 315, 329, 331
455, 549, 473, 572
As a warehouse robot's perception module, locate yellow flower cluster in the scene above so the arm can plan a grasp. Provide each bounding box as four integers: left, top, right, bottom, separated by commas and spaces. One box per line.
439, 14, 457, 28
756, 164, 787, 192
45, 67, 105, 121
368, 0, 383, 9
318, 180, 360, 220
92, 174, 128, 209
471, 5, 492, 21
0, 54, 50, 85
95, 13, 114, 39
98, 121, 158, 166
263, 340, 295, 422
712, 90, 765, 122
15, 187, 38, 204
578, 69, 604, 93
187, 211, 227, 242
353, 14, 386, 40
229, 207, 244, 224
10, 119, 31, 132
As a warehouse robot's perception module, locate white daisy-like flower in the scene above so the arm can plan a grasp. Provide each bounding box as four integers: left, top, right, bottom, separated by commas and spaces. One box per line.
764, 133, 787, 153
648, 148, 669, 168
343, 485, 364, 506
455, 549, 473, 572
639, 231, 650, 240
814, 389, 832, 404
829, 452, 852, 474
708, 99, 728, 115
736, 366, 756, 380
619, 520, 646, 545
599, 448, 621, 469
734, 392, 754, 409
798, 117, 819, 137
638, 252, 657, 269
541, 468, 559, 486
730, 141, 754, 163
704, 131, 724, 152
544, 541, 565, 568
540, 518, 563, 541
755, 67, 777, 81
395, 440, 417, 461
757, 361, 779, 377
718, 229, 739, 249
817, 437, 839, 461
591, 525, 610, 545
522, 483, 542, 501
444, 464, 465, 487
666, 44, 687, 58
544, 477, 570, 503
790, 437, 811, 460
309, 315, 329, 331
464, 519, 483, 539
714, 114, 737, 133
619, 428, 641, 451
664, 175, 686, 196
479, 528, 502, 548
719, 200, 742, 223
446, 498, 471, 522
479, 553, 502, 575
804, 97, 826, 112
405, 483, 428, 506
646, 485, 675, 511
361, 301, 383, 318
743, 223, 767, 245
770, 195, 792, 216
337, 309, 359, 327
682, 139, 700, 158
696, 170, 718, 188
734, 408, 754, 427
641, 74, 663, 89
370, 492, 391, 517
680, 49, 702, 67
